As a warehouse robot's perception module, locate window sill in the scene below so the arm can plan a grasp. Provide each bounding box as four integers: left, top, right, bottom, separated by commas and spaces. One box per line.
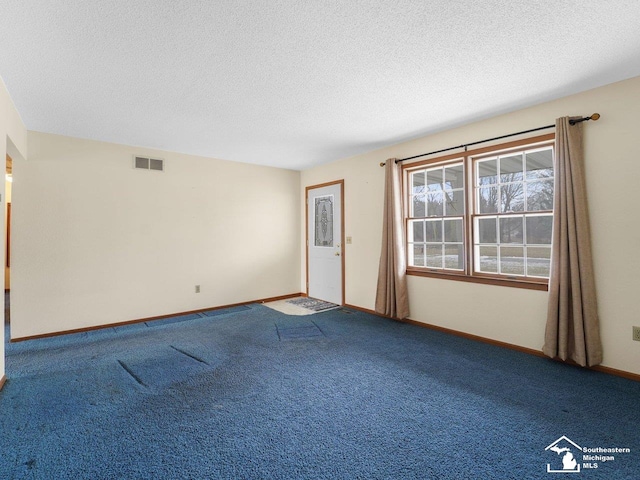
406, 268, 549, 291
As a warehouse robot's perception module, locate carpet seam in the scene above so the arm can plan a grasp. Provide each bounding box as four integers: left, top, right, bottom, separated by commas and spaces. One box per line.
310, 320, 326, 337
170, 345, 209, 365
117, 360, 147, 388
274, 323, 282, 341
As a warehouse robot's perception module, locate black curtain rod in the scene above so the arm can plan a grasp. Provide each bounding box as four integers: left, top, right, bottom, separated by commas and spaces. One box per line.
380, 113, 600, 166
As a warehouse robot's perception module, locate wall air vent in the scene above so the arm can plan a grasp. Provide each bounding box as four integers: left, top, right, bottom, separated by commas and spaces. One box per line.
149, 158, 164, 171
134, 156, 149, 169
134, 156, 164, 172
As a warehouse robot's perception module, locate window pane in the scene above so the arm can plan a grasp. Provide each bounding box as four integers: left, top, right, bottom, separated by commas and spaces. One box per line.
426, 168, 443, 192
444, 218, 463, 243
526, 179, 554, 211
500, 154, 524, 182
412, 194, 425, 217
412, 244, 425, 267
477, 217, 497, 244
499, 216, 523, 244
444, 164, 464, 190
526, 246, 551, 277
477, 245, 498, 273
427, 192, 443, 216
412, 171, 425, 194
526, 149, 553, 180
444, 244, 464, 270
526, 215, 553, 244
425, 219, 442, 242
409, 220, 425, 243
500, 246, 524, 275
426, 245, 443, 268
444, 190, 464, 216
478, 186, 498, 213
500, 183, 525, 212
477, 158, 497, 185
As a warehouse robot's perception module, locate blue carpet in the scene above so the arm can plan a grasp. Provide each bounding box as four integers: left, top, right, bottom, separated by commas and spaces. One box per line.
148, 313, 204, 327
199, 305, 251, 317
1, 305, 639, 479
276, 317, 325, 341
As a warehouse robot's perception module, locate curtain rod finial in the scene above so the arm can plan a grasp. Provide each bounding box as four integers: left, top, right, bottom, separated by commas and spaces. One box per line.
591, 113, 600, 121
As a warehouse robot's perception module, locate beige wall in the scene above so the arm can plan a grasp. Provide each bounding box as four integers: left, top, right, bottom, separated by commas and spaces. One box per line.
11, 132, 301, 339
301, 75, 640, 375
0, 76, 27, 381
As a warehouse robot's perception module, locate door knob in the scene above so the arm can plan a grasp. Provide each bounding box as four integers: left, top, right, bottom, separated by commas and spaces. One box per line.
335, 252, 341, 256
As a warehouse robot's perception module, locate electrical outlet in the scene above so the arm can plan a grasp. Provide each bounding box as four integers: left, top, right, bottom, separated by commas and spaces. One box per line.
346, 236, 352, 244
633, 326, 640, 342
195, 285, 201, 294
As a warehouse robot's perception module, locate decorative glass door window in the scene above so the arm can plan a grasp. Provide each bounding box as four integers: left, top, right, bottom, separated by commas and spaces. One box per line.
314, 195, 334, 247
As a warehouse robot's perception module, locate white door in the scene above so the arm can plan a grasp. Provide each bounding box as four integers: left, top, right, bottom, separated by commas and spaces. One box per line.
307, 182, 343, 305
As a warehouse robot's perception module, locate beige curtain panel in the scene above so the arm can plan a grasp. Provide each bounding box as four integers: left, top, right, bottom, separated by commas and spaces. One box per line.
375, 158, 410, 319
543, 117, 603, 367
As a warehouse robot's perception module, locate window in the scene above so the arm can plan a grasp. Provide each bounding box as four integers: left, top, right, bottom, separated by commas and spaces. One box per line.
405, 134, 554, 289
408, 163, 465, 270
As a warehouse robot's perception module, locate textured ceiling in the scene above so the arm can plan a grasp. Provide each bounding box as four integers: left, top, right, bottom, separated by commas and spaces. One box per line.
2, 1, 640, 170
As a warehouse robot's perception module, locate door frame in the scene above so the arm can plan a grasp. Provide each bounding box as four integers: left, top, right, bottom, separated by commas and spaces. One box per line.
305, 179, 345, 305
